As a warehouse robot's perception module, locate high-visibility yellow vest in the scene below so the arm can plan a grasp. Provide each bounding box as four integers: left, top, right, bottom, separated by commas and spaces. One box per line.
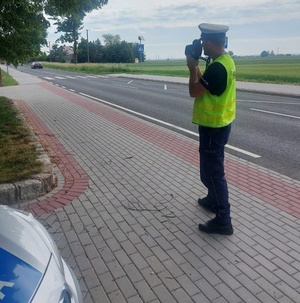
192, 54, 236, 127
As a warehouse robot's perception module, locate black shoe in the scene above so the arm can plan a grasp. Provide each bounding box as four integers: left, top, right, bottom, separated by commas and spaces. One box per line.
198, 197, 216, 214
198, 218, 233, 235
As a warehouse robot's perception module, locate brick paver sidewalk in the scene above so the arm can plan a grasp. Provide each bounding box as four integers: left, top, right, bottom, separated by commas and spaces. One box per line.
1, 80, 300, 303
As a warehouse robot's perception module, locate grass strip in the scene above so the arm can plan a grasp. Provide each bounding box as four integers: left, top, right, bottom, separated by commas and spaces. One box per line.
0, 69, 19, 86
0, 97, 42, 183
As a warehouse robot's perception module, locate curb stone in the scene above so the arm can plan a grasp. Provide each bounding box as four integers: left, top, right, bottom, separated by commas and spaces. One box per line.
0, 157, 57, 205
0, 101, 57, 205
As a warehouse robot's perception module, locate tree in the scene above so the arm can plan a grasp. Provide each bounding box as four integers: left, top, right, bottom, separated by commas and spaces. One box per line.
45, 0, 108, 64
52, 13, 84, 64
261, 50, 269, 57
45, 0, 108, 15
228, 50, 234, 57
50, 44, 68, 62
92, 39, 104, 62
76, 34, 143, 63
77, 38, 88, 63
0, 0, 49, 85
103, 34, 121, 46
102, 43, 135, 63
118, 41, 135, 63
101, 34, 136, 63
37, 52, 49, 62
77, 38, 104, 63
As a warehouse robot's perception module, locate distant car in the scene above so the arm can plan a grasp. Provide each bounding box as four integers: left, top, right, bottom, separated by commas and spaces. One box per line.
31, 61, 43, 69
0, 205, 83, 303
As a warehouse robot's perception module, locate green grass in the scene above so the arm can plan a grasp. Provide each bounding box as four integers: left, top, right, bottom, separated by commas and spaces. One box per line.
43, 60, 190, 77
0, 97, 42, 183
0, 69, 19, 86
233, 56, 300, 84
43, 55, 300, 85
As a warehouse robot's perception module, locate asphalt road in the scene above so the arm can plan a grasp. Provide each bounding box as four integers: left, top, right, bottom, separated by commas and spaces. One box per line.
19, 66, 300, 181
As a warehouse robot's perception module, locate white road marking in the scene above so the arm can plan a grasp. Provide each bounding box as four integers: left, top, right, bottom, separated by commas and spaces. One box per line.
45, 75, 109, 81
239, 100, 300, 105
251, 108, 300, 120
80, 92, 261, 158
69, 89, 75, 92
114, 84, 139, 90
226, 144, 260, 158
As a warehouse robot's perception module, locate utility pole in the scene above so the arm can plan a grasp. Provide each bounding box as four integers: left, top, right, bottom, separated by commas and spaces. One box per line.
48, 41, 52, 62
86, 29, 90, 63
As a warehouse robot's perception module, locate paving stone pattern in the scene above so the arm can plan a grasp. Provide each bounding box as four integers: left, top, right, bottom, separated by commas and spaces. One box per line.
0, 80, 300, 303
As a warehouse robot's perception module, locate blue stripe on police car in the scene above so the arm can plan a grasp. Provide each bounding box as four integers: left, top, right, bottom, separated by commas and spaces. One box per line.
0, 248, 42, 303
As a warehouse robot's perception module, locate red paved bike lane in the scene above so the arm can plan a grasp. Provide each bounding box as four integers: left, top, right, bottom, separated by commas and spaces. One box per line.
15, 98, 89, 216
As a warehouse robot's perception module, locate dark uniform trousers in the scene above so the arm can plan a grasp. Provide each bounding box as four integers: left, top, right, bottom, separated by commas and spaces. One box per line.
199, 124, 231, 225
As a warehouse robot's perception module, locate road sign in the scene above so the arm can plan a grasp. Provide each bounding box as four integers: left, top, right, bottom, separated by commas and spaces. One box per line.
138, 44, 144, 52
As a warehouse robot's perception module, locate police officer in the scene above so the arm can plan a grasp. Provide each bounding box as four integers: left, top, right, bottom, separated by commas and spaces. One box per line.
186, 23, 236, 235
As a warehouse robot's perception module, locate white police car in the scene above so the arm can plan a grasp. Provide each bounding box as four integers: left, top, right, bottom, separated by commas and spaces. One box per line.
0, 205, 82, 303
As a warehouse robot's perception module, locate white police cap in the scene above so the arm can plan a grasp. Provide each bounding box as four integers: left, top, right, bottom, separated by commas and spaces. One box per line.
198, 23, 229, 40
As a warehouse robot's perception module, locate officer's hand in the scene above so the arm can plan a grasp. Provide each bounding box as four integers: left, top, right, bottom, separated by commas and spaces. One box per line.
186, 56, 199, 71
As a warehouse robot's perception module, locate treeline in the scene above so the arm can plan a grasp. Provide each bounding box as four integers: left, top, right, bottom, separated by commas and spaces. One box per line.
38, 34, 145, 64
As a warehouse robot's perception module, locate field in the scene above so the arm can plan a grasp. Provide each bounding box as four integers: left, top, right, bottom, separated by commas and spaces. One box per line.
232, 56, 300, 84
43, 55, 300, 85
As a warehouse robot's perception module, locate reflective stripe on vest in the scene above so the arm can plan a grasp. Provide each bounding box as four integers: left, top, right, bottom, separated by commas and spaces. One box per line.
192, 53, 236, 127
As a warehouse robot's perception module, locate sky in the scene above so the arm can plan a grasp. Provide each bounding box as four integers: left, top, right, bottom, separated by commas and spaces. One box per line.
45, 0, 300, 60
